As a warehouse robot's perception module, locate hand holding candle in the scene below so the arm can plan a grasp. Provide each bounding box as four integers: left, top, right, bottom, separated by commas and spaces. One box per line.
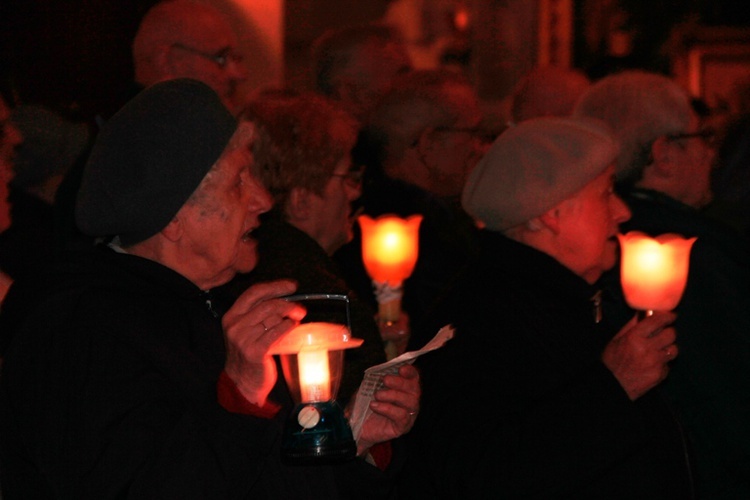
359, 214, 422, 359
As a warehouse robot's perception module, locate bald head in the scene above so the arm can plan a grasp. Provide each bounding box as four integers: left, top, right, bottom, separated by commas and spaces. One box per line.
133, 0, 248, 113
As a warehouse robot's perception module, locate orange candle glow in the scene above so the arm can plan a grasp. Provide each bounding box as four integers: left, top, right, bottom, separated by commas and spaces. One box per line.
298, 349, 331, 402
270, 322, 364, 404
359, 214, 422, 285
359, 214, 422, 326
618, 231, 696, 312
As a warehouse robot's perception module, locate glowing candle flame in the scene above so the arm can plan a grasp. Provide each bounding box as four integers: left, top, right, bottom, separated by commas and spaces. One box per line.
298, 349, 331, 402
359, 214, 422, 286
618, 231, 696, 312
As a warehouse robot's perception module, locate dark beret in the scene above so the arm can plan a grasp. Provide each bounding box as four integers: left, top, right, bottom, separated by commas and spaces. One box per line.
75, 78, 237, 246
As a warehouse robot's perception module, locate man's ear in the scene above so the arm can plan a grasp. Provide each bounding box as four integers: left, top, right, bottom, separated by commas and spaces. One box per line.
286, 186, 312, 221
413, 127, 441, 168
649, 136, 679, 178
161, 215, 183, 242
333, 79, 365, 112
159, 44, 179, 78
537, 207, 561, 235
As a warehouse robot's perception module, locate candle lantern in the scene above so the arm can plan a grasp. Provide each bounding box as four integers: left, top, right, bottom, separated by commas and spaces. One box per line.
270, 294, 363, 464
617, 231, 696, 316
358, 214, 422, 324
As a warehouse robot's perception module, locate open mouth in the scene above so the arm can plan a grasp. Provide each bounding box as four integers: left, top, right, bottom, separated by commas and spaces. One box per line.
242, 226, 257, 241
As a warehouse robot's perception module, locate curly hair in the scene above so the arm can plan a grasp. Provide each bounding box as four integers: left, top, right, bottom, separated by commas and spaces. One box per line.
240, 92, 359, 214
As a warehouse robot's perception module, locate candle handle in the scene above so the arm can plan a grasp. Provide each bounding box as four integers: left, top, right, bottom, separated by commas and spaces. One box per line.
372, 280, 403, 325
373, 281, 406, 360
637, 309, 655, 321
378, 298, 401, 325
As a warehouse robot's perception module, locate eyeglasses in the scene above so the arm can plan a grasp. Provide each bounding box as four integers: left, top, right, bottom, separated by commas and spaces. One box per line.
171, 43, 243, 69
434, 125, 496, 143
667, 128, 717, 148
330, 168, 365, 188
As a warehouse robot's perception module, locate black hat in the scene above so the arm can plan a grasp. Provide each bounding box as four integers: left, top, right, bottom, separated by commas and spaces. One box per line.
75, 78, 237, 246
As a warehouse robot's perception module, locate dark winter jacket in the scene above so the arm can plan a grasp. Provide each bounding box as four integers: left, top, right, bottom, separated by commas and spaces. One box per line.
399, 231, 694, 499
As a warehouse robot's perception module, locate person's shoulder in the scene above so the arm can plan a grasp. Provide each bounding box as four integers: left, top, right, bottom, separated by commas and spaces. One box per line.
625, 189, 750, 264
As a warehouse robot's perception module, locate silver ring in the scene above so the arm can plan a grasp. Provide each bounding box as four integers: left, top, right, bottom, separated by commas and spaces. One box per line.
408, 411, 416, 416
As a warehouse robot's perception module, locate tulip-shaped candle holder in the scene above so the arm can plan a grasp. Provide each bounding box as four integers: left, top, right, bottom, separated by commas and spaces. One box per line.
359, 214, 422, 325
617, 231, 696, 316
270, 294, 363, 464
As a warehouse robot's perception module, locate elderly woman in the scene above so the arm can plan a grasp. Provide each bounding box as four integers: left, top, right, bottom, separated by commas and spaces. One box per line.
214, 92, 391, 405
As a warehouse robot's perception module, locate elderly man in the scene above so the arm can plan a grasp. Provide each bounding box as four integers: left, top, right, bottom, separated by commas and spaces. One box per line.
55, 0, 251, 255
334, 69, 486, 351
575, 70, 750, 498
133, 0, 249, 115
397, 117, 693, 498
311, 23, 413, 122
0, 79, 419, 499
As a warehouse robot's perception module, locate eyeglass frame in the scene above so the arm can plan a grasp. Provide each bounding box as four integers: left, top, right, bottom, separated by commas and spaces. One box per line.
329, 167, 365, 188
666, 128, 717, 148
171, 43, 243, 69
433, 125, 497, 144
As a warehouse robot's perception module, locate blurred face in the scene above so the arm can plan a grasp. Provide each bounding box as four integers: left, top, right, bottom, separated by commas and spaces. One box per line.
426, 83, 485, 197
350, 40, 412, 119
553, 165, 632, 284
0, 98, 23, 232
306, 158, 363, 255
170, 13, 249, 114
666, 114, 716, 208
178, 122, 273, 289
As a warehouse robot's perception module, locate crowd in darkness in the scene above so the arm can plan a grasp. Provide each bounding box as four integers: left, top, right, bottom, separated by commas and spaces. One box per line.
2, 0, 750, 498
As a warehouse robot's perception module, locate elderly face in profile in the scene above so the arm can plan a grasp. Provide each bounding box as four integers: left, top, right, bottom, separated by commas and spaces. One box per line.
463, 116, 631, 284
245, 93, 363, 255
0, 96, 23, 232
546, 164, 631, 284
169, 121, 273, 290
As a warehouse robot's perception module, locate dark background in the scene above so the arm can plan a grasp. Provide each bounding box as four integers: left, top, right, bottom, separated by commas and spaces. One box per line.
2, 0, 749, 123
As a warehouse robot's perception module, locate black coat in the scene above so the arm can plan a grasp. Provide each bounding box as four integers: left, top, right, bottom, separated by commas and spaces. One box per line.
398, 231, 694, 499
0, 188, 57, 280
600, 188, 750, 499
0, 246, 395, 499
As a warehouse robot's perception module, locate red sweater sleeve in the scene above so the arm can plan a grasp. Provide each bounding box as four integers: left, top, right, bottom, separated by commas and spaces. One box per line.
217, 371, 281, 419
369, 441, 393, 471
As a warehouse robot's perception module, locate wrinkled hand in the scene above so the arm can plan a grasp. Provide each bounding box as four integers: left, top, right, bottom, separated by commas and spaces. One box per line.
602, 311, 678, 401
356, 364, 421, 456
222, 280, 306, 406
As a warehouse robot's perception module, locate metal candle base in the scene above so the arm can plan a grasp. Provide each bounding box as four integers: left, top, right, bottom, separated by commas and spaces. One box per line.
281, 400, 356, 465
